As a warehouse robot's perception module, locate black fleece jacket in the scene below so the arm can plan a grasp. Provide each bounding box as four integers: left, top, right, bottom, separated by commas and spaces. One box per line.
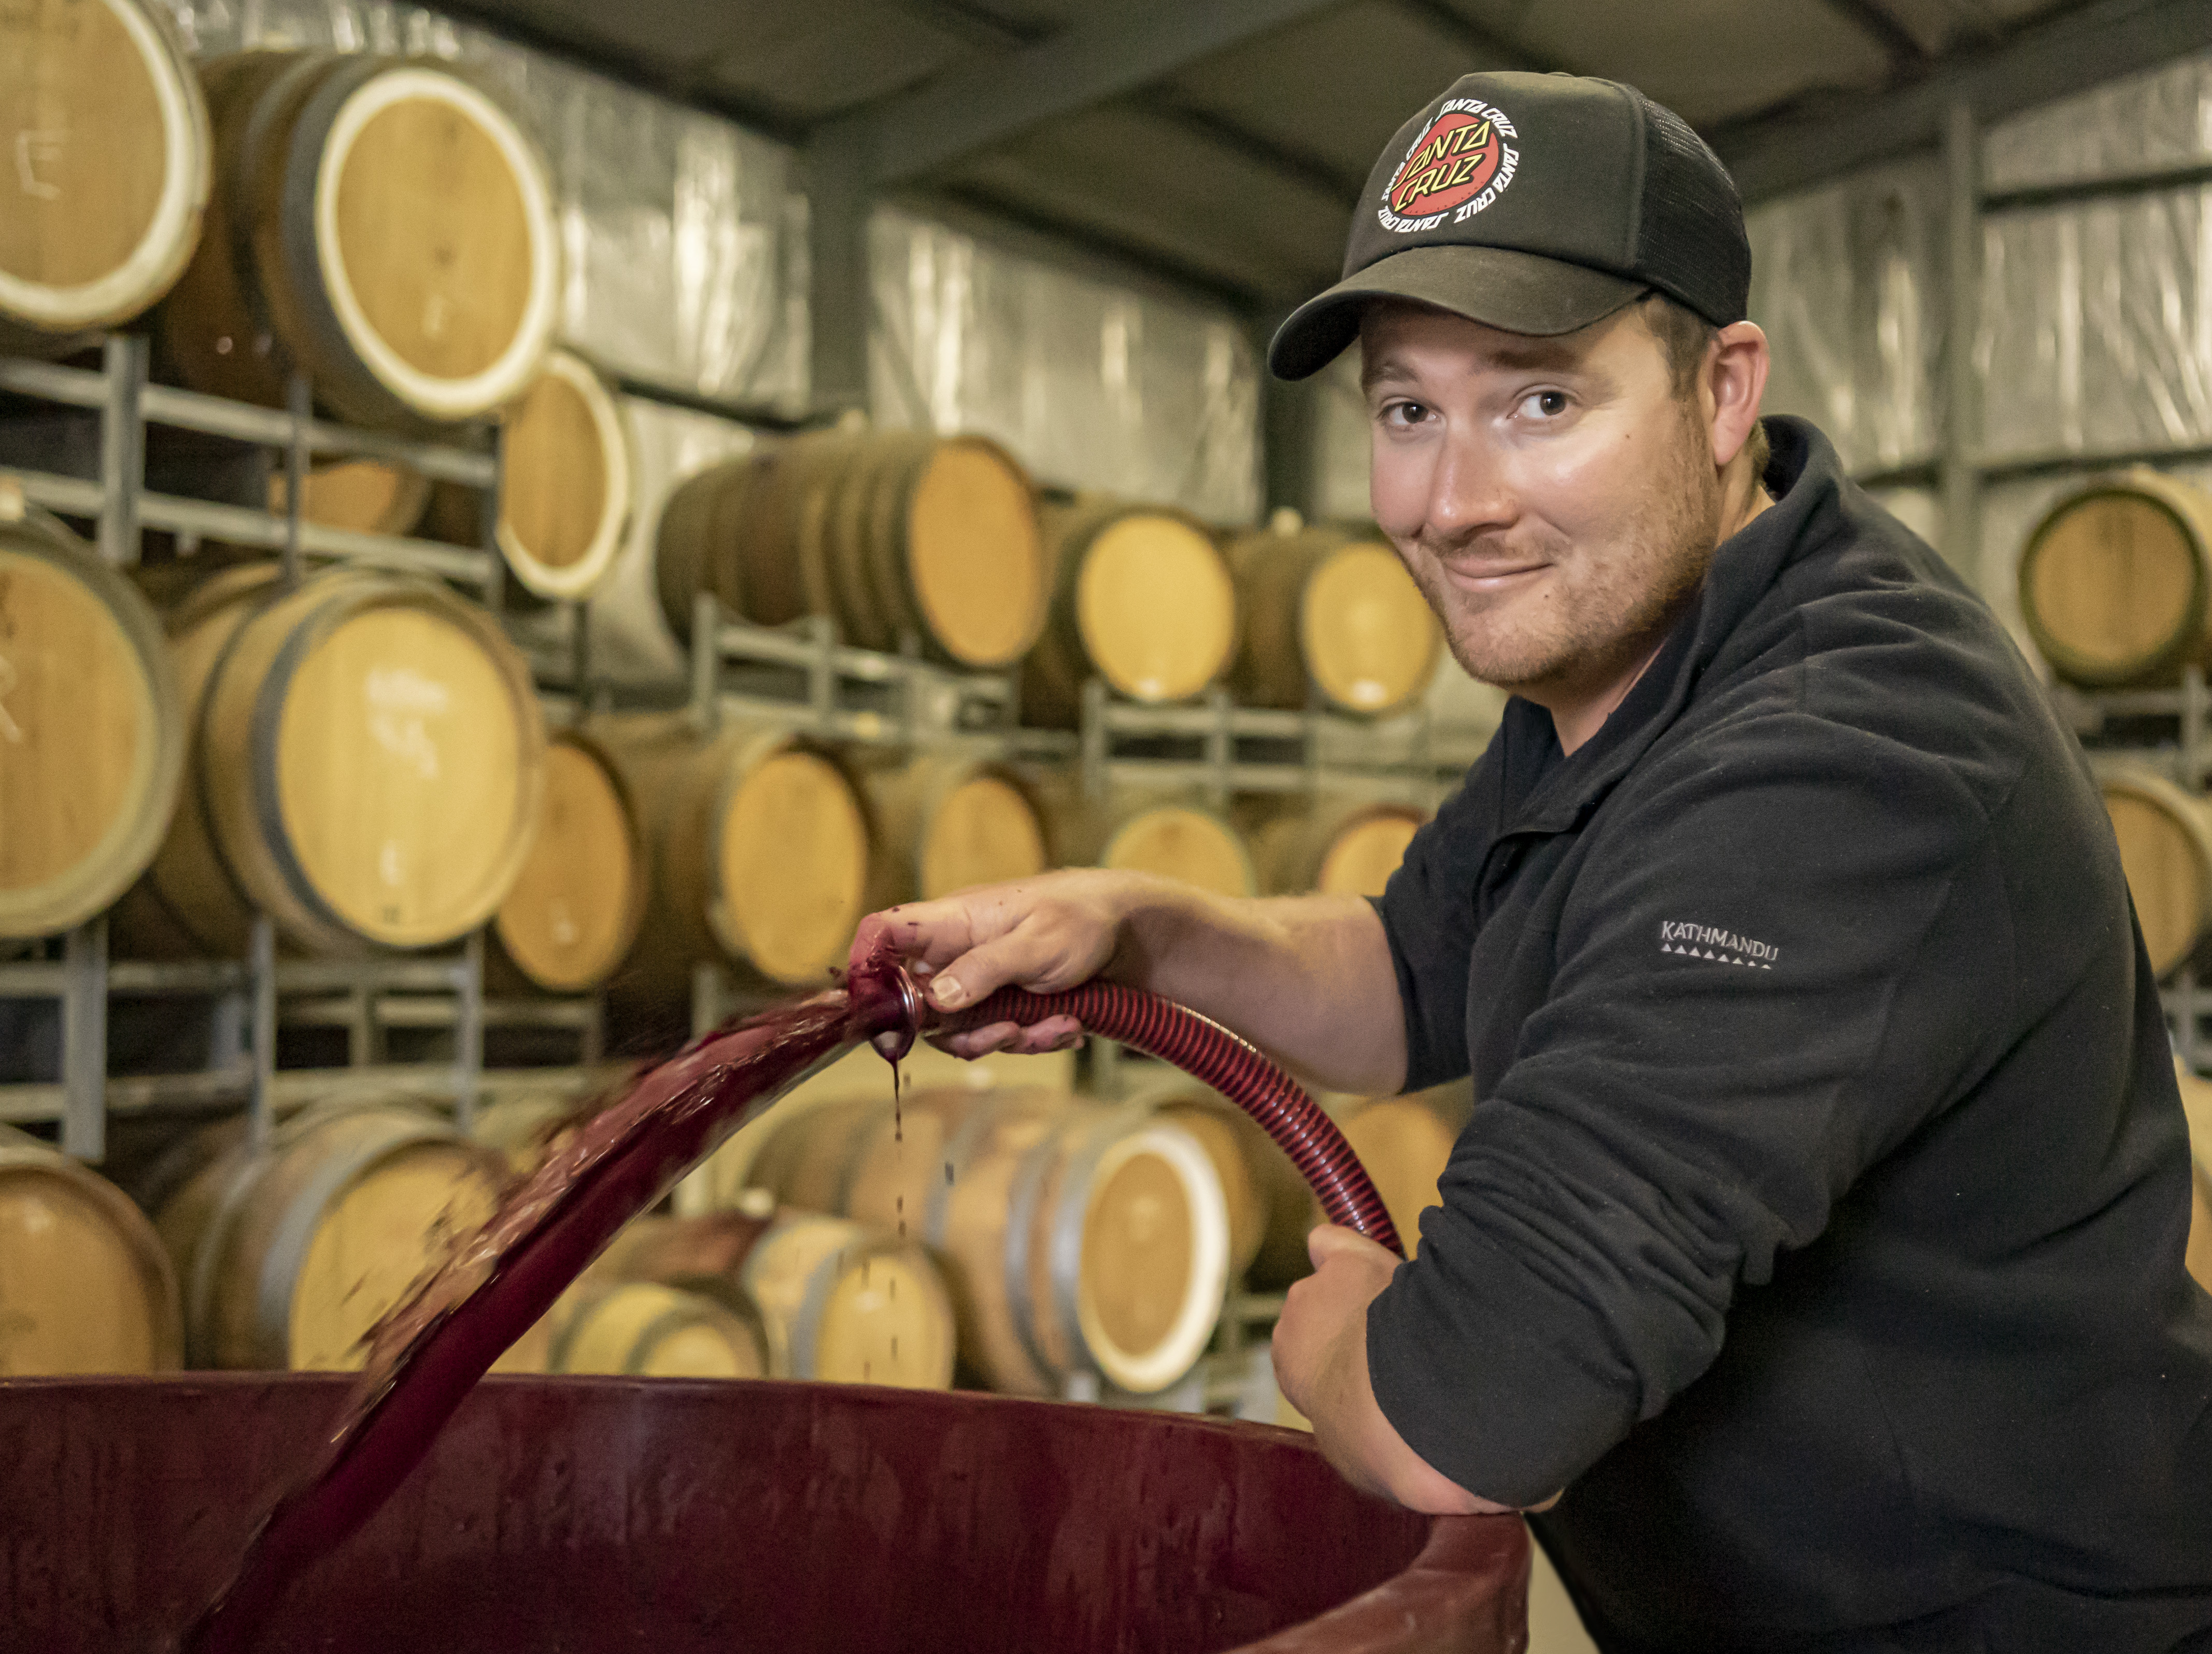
1368, 417, 2212, 1652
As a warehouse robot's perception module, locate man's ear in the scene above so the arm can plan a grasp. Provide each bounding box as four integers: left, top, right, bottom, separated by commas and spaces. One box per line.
1707, 321, 1770, 468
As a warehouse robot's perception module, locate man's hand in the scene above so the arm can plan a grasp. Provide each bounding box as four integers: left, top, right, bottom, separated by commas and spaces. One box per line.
847, 872, 1136, 1059
1273, 1224, 1527, 1515
845, 875, 1412, 1095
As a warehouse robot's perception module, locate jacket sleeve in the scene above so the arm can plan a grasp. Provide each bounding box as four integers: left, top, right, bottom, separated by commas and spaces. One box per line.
1366, 711, 2020, 1506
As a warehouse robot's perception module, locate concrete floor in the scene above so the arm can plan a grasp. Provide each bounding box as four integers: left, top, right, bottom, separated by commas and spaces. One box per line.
1526, 1536, 1600, 1654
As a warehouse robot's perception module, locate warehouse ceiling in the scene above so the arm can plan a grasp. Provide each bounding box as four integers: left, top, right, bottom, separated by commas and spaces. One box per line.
445, 0, 2193, 312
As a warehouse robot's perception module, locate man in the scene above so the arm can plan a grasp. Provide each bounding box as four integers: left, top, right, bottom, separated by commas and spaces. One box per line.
854, 72, 2212, 1650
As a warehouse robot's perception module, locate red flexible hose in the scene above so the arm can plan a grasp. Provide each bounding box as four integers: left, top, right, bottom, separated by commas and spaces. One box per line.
921, 980, 1405, 1259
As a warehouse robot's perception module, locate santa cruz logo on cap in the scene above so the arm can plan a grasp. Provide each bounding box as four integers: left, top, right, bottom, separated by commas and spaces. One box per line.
1379, 97, 1520, 233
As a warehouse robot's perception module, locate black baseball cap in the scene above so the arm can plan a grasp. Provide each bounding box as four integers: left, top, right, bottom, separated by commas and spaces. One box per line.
1269, 72, 1751, 380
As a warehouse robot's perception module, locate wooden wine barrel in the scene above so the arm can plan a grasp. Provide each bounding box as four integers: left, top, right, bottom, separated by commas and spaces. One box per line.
269, 457, 430, 538
129, 564, 546, 956
861, 752, 1049, 907
1332, 1096, 1457, 1260
0, 1124, 182, 1374
1245, 798, 1428, 898
491, 730, 647, 994
653, 430, 1047, 669
2019, 471, 2212, 688
2097, 765, 2212, 979
652, 456, 749, 642
749, 1090, 1230, 1396
110, 564, 278, 958
1225, 521, 1440, 715
546, 1280, 768, 1379
429, 350, 632, 598
152, 1099, 543, 1371
599, 712, 873, 995
1045, 790, 1255, 899
0, 498, 185, 938
592, 1207, 957, 1388
159, 50, 560, 427
0, 0, 209, 348
1116, 1077, 1270, 1282
2174, 1059, 2212, 1294
1022, 500, 1239, 726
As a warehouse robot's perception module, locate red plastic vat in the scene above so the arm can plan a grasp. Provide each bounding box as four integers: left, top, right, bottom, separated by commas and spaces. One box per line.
0, 1375, 1527, 1653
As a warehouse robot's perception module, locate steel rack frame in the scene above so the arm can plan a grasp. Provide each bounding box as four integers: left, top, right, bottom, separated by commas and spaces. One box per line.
0, 339, 503, 595
685, 590, 1067, 753
1073, 676, 1480, 810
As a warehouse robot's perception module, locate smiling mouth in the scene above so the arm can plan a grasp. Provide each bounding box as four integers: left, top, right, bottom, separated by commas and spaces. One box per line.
1440, 560, 1549, 592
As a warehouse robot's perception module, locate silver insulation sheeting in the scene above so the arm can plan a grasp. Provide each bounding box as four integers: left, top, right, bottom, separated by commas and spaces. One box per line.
1979, 191, 2212, 464
1984, 54, 2212, 195
868, 210, 1262, 524
1746, 158, 1947, 480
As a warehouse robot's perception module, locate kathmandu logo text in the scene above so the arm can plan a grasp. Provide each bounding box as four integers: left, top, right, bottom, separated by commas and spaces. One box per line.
1379, 97, 1520, 233
1659, 920, 1778, 970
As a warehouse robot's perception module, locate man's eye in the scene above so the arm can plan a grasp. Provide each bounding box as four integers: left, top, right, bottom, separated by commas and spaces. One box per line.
1381, 401, 1429, 427
1523, 390, 1569, 418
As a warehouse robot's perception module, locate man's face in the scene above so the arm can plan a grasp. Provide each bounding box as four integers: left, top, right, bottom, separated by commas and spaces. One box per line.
1362, 301, 1724, 702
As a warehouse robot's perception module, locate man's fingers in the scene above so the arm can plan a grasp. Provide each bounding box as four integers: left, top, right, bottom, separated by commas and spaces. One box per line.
941, 1022, 1021, 1059
1002, 1014, 1083, 1054
935, 1014, 1084, 1061
929, 920, 1084, 1010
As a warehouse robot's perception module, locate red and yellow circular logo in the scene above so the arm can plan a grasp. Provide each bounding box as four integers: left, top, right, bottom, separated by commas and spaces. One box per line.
1384, 109, 1506, 220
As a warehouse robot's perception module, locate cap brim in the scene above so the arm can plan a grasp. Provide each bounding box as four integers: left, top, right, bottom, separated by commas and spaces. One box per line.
1268, 245, 1648, 380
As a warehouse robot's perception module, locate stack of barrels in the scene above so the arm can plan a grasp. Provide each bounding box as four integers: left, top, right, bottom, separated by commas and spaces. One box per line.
3, 1, 632, 585
469, 1094, 960, 1389
1, 0, 1476, 1404
2020, 473, 2212, 981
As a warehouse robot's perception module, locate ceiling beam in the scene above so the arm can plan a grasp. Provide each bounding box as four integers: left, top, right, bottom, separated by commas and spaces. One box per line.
1384, 0, 1550, 70
819, 0, 1357, 186
418, 0, 811, 142
878, 0, 1365, 206
1712, 0, 2212, 204
1816, 0, 1932, 66
1134, 95, 1367, 207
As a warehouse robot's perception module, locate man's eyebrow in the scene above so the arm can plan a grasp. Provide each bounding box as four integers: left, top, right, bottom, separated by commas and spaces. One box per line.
1359, 336, 1592, 395
1359, 356, 1417, 395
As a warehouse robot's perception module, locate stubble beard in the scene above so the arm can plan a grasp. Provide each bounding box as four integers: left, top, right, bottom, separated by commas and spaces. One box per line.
1411, 405, 1726, 696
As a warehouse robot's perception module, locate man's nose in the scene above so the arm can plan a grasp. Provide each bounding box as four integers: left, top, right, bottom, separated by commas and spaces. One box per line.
1425, 434, 1515, 541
